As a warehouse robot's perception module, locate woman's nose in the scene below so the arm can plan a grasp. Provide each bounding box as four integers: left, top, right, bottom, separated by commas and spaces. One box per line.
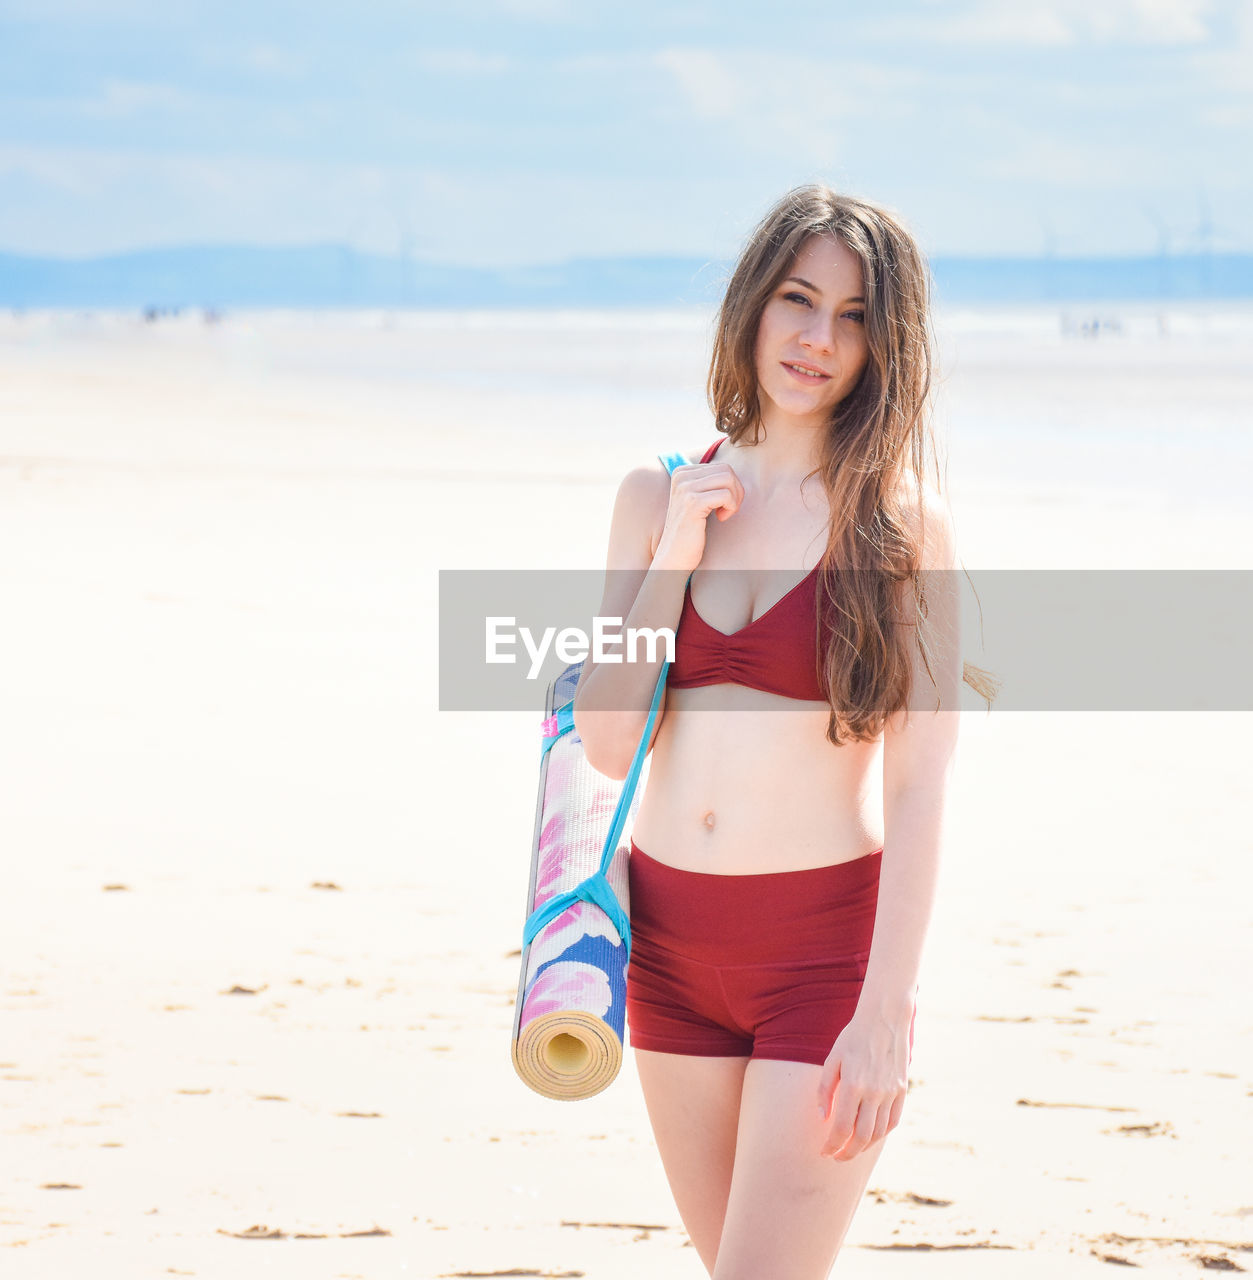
800, 314, 836, 353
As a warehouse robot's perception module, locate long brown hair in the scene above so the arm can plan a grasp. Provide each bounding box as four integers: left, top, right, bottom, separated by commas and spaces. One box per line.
708, 183, 998, 744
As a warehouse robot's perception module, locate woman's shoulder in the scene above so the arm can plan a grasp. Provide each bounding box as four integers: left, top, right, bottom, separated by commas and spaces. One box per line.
615, 442, 710, 499
608, 444, 711, 556
892, 471, 956, 572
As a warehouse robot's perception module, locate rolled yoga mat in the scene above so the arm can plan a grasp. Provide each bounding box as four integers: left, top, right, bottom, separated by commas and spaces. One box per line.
511, 662, 643, 1101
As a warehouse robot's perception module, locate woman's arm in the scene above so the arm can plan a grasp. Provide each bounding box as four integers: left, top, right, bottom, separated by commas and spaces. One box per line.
862, 483, 962, 1013
574, 451, 745, 779
817, 484, 962, 1160
571, 464, 684, 780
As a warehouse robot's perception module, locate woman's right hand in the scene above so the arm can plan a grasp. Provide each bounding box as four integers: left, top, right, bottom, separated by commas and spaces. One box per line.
651, 459, 745, 572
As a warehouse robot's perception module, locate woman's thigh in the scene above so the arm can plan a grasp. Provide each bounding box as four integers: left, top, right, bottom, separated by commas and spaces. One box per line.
633, 1048, 751, 1277
714, 1057, 887, 1280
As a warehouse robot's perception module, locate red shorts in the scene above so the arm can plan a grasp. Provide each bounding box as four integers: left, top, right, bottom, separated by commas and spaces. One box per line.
626, 842, 916, 1068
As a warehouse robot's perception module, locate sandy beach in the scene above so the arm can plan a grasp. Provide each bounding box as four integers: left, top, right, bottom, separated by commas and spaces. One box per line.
1, 305, 1250, 1278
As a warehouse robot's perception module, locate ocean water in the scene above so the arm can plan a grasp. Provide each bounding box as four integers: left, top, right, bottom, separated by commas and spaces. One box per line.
4, 301, 1250, 513
246, 301, 1251, 513
11, 298, 1253, 387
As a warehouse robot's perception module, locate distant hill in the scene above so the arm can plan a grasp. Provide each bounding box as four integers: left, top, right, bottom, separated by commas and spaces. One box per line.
1, 244, 1250, 308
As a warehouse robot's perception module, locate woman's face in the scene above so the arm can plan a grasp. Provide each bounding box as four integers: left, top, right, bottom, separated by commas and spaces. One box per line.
752, 234, 870, 432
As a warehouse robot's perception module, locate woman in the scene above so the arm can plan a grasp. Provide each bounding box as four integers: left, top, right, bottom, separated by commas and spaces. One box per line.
573, 183, 974, 1278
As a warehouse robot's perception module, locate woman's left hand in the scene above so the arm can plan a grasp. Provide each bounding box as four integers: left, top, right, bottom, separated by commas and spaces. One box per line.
815, 1004, 912, 1160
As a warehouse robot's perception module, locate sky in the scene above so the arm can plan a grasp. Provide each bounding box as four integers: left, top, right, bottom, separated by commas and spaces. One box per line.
1, 0, 1250, 266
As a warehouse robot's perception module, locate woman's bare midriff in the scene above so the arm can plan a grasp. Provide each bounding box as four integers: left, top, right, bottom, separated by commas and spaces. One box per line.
632, 683, 884, 875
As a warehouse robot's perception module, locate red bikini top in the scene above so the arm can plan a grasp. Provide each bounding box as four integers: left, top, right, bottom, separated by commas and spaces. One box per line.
666, 439, 829, 703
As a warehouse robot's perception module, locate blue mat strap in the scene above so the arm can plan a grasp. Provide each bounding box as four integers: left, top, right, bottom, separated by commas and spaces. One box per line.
594, 651, 667, 882
539, 701, 576, 760
522, 659, 666, 962
522, 448, 689, 965
657, 448, 689, 473
522, 869, 632, 954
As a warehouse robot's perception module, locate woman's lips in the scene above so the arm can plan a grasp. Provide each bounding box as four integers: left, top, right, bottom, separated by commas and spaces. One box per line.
781, 361, 831, 382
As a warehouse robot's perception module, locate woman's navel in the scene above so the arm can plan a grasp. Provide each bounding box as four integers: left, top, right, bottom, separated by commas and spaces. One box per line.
702, 810, 716, 833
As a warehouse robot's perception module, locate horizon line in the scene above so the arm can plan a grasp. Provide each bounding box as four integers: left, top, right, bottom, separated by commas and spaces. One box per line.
2, 244, 1251, 267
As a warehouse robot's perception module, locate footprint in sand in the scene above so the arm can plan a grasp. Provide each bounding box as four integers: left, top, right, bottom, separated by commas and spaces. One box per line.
1105, 1121, 1177, 1139
440, 1271, 585, 1278
866, 1189, 953, 1207
863, 1241, 1013, 1252
1017, 1099, 1137, 1113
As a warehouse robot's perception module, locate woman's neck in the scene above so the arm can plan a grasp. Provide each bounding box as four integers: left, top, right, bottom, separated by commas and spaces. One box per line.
729, 420, 825, 496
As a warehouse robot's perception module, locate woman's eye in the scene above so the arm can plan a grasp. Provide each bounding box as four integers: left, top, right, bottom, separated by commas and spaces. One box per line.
784, 291, 811, 306
844, 310, 866, 323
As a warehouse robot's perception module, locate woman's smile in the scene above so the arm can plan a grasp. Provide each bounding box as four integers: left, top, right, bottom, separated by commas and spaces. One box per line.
781, 359, 832, 382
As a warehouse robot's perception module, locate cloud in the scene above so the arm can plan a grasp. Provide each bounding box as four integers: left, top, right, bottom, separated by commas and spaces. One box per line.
0, 142, 744, 262
866, 0, 1217, 45
6, 79, 194, 126
1081, 0, 1215, 42
238, 44, 309, 80
0, 143, 400, 252
81, 80, 189, 119
651, 47, 922, 169
1198, 101, 1253, 124
970, 134, 1154, 186
654, 49, 738, 120
1186, 0, 1253, 93
411, 49, 511, 75
485, 0, 577, 18
0, 142, 96, 196
0, 0, 174, 18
